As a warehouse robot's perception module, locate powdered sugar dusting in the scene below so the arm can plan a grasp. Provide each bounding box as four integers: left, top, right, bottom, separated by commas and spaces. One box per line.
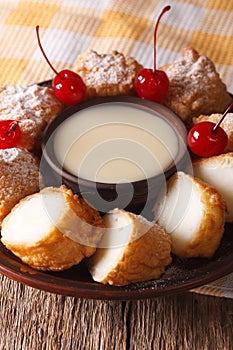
0, 147, 21, 163
0, 84, 63, 151
0, 147, 40, 222
75, 50, 142, 98
79, 51, 132, 85
160, 48, 232, 125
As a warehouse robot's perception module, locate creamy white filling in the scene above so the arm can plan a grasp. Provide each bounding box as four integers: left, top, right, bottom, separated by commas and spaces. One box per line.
1, 192, 68, 245
90, 209, 133, 280
156, 173, 203, 249
194, 164, 233, 220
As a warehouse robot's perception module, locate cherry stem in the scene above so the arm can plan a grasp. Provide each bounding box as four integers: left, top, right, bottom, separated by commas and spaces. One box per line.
154, 5, 171, 73
7, 121, 18, 134
212, 101, 233, 133
36, 25, 63, 80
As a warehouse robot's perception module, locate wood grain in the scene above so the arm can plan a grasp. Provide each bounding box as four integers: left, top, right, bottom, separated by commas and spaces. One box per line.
0, 275, 232, 350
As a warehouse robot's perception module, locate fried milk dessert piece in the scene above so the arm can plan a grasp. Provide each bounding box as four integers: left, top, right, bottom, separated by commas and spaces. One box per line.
160, 48, 232, 127
154, 171, 226, 259
88, 208, 172, 286
1, 186, 104, 271
75, 50, 143, 98
193, 152, 233, 222
193, 113, 233, 152
0, 147, 40, 224
0, 84, 64, 152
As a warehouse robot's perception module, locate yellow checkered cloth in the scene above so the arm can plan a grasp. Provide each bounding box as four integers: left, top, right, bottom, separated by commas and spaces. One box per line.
0, 0, 232, 298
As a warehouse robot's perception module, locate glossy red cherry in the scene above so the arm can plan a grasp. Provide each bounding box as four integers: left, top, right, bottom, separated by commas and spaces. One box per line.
188, 121, 228, 157
188, 102, 233, 157
135, 68, 169, 102
0, 120, 22, 149
36, 26, 86, 105
52, 69, 86, 105
135, 5, 170, 102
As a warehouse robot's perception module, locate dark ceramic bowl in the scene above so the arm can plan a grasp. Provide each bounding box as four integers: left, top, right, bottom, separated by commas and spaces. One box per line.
41, 96, 190, 218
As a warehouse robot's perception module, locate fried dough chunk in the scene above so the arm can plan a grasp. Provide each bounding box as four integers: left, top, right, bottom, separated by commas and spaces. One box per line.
0, 84, 63, 152
75, 50, 143, 98
0, 147, 40, 225
193, 153, 233, 222
154, 171, 226, 258
88, 208, 172, 286
1, 186, 103, 271
160, 48, 232, 127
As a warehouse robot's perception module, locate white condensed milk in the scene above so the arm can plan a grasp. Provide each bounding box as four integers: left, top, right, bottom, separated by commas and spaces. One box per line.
54, 103, 179, 183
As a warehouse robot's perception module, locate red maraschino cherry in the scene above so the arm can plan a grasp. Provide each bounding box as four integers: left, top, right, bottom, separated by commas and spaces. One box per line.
188, 102, 233, 157
135, 5, 170, 102
0, 120, 22, 149
36, 26, 86, 105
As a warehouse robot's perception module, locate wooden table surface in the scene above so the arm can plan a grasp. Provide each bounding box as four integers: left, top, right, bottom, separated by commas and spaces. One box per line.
0, 274, 232, 350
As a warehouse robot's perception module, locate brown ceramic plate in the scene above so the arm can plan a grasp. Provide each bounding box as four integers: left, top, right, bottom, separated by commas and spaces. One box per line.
0, 83, 232, 300
0, 223, 232, 300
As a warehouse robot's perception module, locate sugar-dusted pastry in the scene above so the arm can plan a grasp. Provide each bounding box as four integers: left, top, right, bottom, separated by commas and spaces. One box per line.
160, 48, 232, 127
193, 113, 233, 153
193, 152, 233, 222
1, 186, 104, 271
88, 208, 172, 286
154, 171, 226, 259
0, 147, 40, 224
75, 50, 143, 99
0, 84, 64, 152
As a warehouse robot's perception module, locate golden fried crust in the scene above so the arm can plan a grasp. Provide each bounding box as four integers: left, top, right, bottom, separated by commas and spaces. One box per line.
193, 113, 233, 152
0, 84, 64, 152
59, 185, 104, 246
102, 225, 172, 286
160, 48, 232, 127
75, 50, 143, 98
0, 148, 40, 225
3, 226, 96, 271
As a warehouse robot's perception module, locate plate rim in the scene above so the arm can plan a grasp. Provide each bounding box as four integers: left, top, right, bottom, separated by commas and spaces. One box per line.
0, 236, 232, 300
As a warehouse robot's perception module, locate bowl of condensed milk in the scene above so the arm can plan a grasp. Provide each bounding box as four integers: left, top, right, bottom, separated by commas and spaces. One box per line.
41, 96, 189, 218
